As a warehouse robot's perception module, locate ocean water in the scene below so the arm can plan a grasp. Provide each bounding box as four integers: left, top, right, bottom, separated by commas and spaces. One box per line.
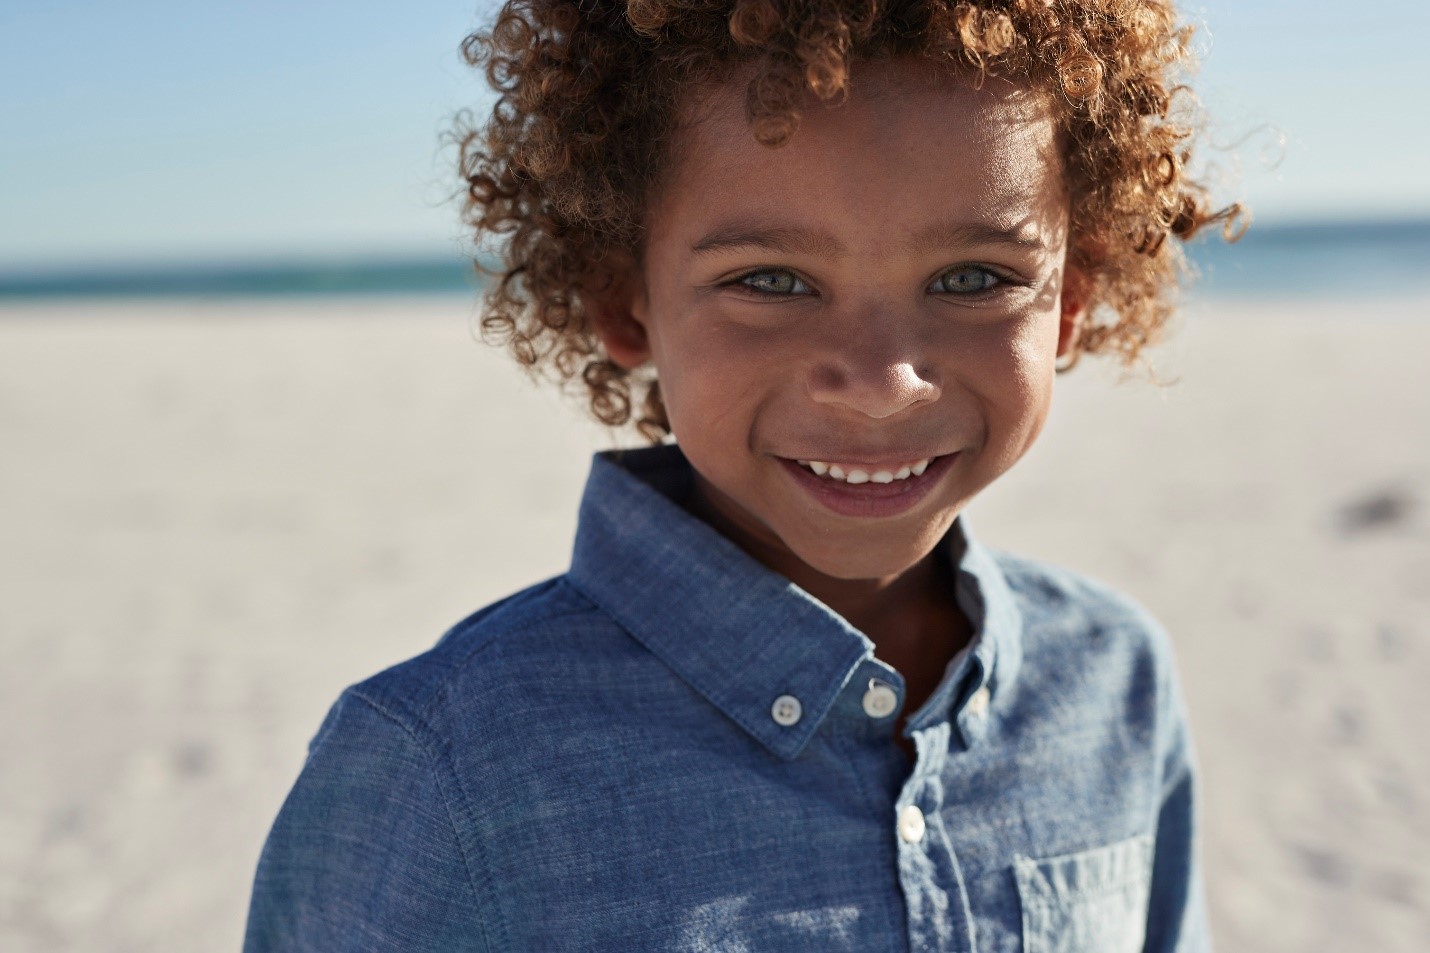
1, 220, 1427, 302
0, 257, 481, 301
1184, 219, 1430, 301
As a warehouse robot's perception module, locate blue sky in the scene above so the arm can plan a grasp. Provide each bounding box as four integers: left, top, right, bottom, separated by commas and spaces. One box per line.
2, 1, 1426, 269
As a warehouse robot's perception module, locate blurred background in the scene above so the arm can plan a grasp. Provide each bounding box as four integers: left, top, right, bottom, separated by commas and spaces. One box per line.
1, 1, 1427, 950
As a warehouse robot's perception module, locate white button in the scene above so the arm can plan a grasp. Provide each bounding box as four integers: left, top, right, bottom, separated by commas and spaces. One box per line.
771, 694, 803, 727
862, 680, 899, 719
965, 686, 990, 718
897, 805, 926, 844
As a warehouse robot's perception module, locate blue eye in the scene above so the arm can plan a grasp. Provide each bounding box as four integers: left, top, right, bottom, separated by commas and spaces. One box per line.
739, 270, 811, 296
932, 266, 1000, 294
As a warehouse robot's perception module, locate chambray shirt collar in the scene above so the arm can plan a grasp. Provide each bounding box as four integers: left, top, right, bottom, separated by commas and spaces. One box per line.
567, 445, 1023, 759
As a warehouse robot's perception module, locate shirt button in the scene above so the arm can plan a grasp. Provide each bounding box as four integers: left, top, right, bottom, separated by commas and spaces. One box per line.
770, 694, 803, 727
861, 679, 899, 719
897, 805, 926, 844
965, 686, 991, 718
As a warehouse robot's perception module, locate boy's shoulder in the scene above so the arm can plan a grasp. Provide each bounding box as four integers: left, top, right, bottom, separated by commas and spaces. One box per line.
992, 546, 1167, 637
340, 574, 638, 741
983, 544, 1181, 693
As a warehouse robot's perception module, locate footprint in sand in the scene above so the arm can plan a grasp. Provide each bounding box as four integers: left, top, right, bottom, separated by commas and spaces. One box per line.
1376, 623, 1409, 662
1336, 485, 1419, 536
1291, 843, 1354, 889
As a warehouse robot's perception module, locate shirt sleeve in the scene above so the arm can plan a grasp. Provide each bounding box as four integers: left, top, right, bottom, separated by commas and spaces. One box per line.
243, 689, 495, 953
1143, 651, 1213, 953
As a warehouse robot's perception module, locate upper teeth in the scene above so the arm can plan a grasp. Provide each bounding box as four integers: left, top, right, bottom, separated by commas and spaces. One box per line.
797, 458, 933, 483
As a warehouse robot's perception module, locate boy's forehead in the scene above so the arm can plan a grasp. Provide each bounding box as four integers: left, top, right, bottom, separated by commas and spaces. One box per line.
653, 59, 1068, 253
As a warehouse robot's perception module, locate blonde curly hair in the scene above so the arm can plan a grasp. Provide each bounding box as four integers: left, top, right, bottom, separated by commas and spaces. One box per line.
457, 0, 1242, 440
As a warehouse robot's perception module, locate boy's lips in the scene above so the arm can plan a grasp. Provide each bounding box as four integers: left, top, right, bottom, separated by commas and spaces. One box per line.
776, 452, 958, 518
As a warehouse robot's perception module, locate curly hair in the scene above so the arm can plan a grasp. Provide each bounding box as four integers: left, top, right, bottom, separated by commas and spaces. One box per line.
457, 0, 1242, 440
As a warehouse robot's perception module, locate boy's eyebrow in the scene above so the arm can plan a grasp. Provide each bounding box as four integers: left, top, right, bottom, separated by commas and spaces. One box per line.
688, 219, 1046, 258
690, 224, 844, 259
904, 219, 1049, 255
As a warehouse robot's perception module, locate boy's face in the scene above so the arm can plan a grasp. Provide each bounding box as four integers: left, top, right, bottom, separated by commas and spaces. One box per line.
600, 59, 1081, 584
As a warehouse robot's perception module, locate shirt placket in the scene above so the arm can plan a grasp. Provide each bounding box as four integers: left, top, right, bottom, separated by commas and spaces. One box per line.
897, 721, 978, 953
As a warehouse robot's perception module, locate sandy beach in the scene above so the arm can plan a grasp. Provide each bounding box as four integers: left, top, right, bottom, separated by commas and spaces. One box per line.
1, 294, 1426, 951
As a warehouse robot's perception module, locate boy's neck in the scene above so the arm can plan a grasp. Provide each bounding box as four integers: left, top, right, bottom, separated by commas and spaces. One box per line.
685, 476, 973, 703
805, 547, 974, 727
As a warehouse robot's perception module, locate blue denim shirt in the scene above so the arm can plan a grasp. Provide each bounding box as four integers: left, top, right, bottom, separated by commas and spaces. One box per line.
245, 445, 1208, 952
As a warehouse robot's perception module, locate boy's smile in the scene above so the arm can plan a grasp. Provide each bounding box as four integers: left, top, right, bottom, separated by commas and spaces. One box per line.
597, 59, 1081, 596
779, 452, 958, 519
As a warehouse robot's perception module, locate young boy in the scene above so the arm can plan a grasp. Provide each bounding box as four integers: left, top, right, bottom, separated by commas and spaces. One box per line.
245, 1, 1237, 950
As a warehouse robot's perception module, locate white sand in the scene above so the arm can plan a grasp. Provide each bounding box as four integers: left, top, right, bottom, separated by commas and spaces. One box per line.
1, 295, 1426, 951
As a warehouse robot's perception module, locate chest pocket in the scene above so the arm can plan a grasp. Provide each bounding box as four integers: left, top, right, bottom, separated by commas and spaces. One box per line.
1013, 833, 1154, 953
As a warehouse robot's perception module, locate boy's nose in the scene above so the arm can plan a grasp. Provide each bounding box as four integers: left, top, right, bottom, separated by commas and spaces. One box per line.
806, 343, 941, 420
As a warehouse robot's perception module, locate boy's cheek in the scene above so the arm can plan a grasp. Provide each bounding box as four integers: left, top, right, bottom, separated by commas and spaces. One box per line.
941, 311, 1059, 385
655, 326, 798, 409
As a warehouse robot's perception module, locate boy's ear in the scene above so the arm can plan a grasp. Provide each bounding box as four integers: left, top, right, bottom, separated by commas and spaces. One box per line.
588, 259, 652, 370
1056, 264, 1091, 359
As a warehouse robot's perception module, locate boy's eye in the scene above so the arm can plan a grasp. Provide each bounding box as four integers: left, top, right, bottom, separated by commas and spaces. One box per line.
738, 269, 811, 296
930, 266, 1001, 295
